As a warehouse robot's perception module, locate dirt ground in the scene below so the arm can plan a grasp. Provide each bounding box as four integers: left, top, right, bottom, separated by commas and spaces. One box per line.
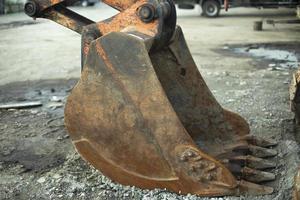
0, 3, 300, 200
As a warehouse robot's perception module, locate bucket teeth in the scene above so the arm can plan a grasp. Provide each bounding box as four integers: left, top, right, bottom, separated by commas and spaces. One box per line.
248, 145, 277, 158
249, 145, 277, 158
240, 135, 277, 148
241, 167, 276, 183
238, 180, 274, 195
229, 155, 276, 170
226, 161, 242, 175
230, 144, 277, 158
223, 160, 276, 183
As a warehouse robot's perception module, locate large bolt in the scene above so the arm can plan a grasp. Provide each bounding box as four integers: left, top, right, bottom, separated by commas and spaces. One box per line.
24, 1, 39, 17
138, 4, 156, 23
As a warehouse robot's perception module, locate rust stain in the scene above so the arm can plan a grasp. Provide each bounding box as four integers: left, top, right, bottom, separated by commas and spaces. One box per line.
294, 168, 300, 200
97, 1, 158, 37
103, 0, 140, 11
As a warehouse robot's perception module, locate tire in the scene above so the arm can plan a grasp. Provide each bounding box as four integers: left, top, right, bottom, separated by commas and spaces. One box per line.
202, 0, 221, 18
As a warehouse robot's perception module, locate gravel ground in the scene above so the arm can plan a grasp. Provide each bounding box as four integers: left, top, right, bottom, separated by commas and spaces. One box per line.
1, 3, 300, 200
0, 45, 299, 199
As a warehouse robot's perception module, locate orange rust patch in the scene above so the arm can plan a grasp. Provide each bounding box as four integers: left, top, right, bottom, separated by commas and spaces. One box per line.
103, 0, 140, 11
50, 0, 63, 5
97, 1, 158, 37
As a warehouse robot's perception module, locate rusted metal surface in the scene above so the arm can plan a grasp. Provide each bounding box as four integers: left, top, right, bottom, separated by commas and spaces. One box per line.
25, 0, 278, 196
294, 168, 300, 200
103, 0, 139, 11
290, 66, 300, 124
24, 0, 94, 33
290, 66, 300, 146
44, 5, 94, 34
97, 1, 159, 39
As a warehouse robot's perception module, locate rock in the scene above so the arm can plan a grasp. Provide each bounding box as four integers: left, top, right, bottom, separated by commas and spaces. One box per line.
2, 147, 15, 156
37, 177, 46, 183
268, 67, 277, 71
282, 72, 290, 76
57, 136, 63, 141
222, 71, 230, 76
226, 99, 235, 103
63, 135, 70, 139
50, 96, 64, 102
30, 110, 39, 114
35, 90, 42, 95
53, 174, 61, 179
47, 102, 63, 110
67, 193, 74, 198
239, 81, 247, 86
284, 80, 289, 84
80, 192, 86, 197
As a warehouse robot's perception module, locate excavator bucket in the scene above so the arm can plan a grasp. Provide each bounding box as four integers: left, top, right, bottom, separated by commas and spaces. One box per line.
25, 0, 278, 196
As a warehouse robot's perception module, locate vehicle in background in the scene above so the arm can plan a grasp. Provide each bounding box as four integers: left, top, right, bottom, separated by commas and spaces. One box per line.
73, 0, 98, 7
175, 0, 300, 18
80, 0, 96, 6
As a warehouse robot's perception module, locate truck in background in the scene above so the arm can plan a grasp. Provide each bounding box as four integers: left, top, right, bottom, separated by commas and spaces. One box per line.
175, 0, 300, 17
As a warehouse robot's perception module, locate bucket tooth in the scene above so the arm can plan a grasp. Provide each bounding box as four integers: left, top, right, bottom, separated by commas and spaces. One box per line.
239, 135, 277, 148
229, 155, 276, 170
241, 167, 276, 183
222, 160, 276, 183
248, 145, 277, 158
238, 180, 274, 195
229, 144, 277, 158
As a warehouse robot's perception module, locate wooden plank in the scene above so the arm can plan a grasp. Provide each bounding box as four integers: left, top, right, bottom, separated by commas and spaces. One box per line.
0, 101, 43, 109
